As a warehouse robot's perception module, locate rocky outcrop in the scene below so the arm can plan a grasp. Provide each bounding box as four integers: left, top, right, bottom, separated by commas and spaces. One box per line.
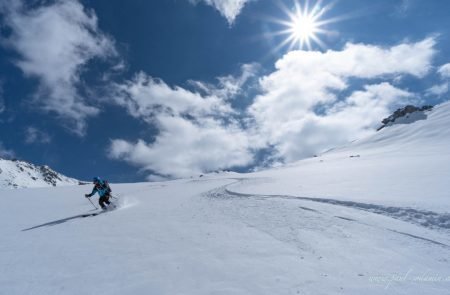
378, 105, 433, 131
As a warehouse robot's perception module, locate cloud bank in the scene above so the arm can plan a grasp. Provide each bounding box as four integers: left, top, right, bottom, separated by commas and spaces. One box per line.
109, 70, 255, 179
249, 38, 435, 161
109, 38, 436, 178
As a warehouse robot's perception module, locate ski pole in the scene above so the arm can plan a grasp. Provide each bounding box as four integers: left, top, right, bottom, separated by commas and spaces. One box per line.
86, 195, 98, 209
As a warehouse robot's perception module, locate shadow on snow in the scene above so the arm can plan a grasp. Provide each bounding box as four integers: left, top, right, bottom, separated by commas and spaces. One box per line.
22, 210, 99, 231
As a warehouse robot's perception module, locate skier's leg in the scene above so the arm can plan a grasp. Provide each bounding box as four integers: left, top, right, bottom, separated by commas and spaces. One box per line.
105, 194, 116, 208
99, 196, 106, 209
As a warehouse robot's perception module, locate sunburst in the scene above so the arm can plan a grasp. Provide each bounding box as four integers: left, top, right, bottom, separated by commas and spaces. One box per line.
268, 0, 340, 51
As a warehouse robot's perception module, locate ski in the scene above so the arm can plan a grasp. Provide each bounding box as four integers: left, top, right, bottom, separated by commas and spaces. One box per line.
82, 203, 117, 217
81, 212, 103, 218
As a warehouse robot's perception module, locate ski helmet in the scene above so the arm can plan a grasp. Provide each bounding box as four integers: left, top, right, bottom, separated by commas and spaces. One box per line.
93, 176, 101, 183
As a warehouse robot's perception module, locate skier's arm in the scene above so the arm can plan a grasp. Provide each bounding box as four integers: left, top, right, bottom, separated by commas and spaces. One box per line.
85, 187, 98, 197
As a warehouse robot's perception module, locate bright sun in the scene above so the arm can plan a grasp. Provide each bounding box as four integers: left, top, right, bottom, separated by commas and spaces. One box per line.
268, 1, 340, 51
290, 13, 319, 46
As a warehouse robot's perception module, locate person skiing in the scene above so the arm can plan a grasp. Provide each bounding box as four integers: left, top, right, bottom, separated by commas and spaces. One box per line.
85, 177, 113, 210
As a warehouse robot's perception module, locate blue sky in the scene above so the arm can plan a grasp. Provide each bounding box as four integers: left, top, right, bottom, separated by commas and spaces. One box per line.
1, 0, 450, 182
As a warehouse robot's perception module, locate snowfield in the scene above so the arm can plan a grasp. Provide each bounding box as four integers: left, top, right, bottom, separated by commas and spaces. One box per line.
1, 102, 450, 294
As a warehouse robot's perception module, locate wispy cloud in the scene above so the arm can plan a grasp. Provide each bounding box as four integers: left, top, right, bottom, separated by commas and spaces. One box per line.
112, 72, 234, 122
188, 0, 253, 25
426, 62, 450, 97
394, 0, 416, 17
24, 127, 51, 144
0, 0, 117, 135
189, 63, 260, 101
426, 84, 448, 97
438, 63, 450, 79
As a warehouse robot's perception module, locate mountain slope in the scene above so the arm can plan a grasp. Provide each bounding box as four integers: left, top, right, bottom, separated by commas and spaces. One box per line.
0, 158, 79, 188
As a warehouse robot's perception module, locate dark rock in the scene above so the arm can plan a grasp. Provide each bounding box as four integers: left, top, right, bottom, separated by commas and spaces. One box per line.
378, 105, 433, 131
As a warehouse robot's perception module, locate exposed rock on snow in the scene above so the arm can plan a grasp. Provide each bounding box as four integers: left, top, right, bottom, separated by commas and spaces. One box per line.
0, 158, 80, 189
377, 105, 433, 131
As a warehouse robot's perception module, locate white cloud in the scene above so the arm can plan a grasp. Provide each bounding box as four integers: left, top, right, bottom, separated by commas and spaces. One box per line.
108, 38, 435, 179
256, 83, 413, 162
438, 63, 450, 79
426, 63, 450, 97
188, 0, 252, 25
113, 72, 233, 121
109, 72, 254, 178
189, 63, 260, 100
248, 38, 435, 161
25, 127, 51, 144
426, 83, 448, 96
109, 116, 253, 179
0, 142, 15, 159
1, 0, 117, 135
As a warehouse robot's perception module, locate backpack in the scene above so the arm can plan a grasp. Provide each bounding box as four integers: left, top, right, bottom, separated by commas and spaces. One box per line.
97, 180, 112, 194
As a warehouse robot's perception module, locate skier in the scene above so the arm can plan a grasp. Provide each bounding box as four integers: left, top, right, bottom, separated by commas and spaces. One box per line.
85, 177, 113, 210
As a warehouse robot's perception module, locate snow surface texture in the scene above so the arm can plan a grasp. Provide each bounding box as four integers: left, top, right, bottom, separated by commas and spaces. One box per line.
1, 179, 450, 294
0, 158, 79, 188
1, 101, 450, 294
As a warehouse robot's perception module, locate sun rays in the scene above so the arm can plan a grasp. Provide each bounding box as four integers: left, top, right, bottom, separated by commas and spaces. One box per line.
267, 0, 341, 52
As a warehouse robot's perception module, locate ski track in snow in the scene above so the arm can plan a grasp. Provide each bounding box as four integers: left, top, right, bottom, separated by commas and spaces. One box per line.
223, 178, 450, 234
199, 178, 450, 294
203, 178, 450, 253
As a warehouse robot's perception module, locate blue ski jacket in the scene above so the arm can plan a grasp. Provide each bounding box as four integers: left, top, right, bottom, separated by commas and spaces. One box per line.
87, 180, 111, 197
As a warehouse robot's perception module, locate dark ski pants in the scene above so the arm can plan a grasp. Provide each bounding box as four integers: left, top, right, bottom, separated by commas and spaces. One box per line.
99, 195, 111, 209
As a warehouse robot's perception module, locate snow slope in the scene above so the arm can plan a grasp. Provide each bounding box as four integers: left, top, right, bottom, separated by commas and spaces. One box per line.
231, 101, 450, 214
0, 158, 79, 189
1, 178, 449, 295
1, 102, 450, 294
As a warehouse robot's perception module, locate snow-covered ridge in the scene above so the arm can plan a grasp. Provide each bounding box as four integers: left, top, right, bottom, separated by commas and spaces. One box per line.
0, 158, 80, 189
